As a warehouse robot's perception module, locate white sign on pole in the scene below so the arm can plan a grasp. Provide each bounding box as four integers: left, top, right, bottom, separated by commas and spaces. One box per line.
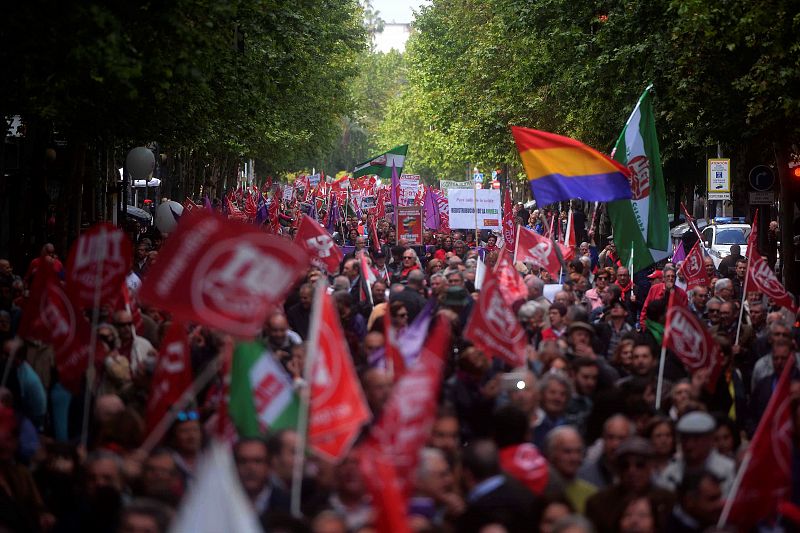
707, 159, 731, 200
282, 186, 294, 202
308, 174, 321, 187
447, 189, 501, 229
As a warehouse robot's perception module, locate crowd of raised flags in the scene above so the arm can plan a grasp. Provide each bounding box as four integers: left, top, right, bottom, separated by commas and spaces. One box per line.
0, 85, 798, 533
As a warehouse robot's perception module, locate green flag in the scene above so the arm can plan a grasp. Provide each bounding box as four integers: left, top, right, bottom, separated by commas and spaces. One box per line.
607, 85, 672, 273
352, 145, 408, 179
228, 342, 299, 438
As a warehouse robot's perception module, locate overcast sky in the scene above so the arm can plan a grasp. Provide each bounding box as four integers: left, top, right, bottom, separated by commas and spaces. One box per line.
371, 0, 428, 24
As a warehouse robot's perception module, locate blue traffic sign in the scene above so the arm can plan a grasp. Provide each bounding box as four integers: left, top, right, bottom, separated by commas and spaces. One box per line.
749, 165, 774, 191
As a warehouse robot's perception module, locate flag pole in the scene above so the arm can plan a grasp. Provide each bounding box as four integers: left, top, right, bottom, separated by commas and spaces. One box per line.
735, 209, 757, 345
717, 450, 752, 527
655, 291, 675, 411
513, 224, 521, 264
473, 183, 479, 246
655, 344, 667, 411
291, 279, 325, 517
80, 237, 107, 450
138, 348, 226, 455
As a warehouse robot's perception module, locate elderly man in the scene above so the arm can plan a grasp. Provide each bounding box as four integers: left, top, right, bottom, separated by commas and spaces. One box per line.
713, 278, 734, 302
413, 447, 465, 526
688, 286, 710, 322
532, 373, 572, 449
578, 414, 635, 490
112, 310, 156, 375
656, 411, 735, 494
546, 426, 597, 513
585, 437, 676, 533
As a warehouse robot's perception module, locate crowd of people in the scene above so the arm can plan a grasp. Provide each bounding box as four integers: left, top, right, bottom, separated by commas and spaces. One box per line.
0, 200, 798, 533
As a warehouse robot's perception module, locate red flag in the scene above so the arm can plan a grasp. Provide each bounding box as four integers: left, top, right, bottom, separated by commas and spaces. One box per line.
499, 443, 549, 496
678, 240, 709, 290
369, 216, 381, 253
514, 226, 562, 278
745, 210, 795, 310
566, 209, 576, 248
183, 198, 199, 212
383, 310, 406, 380
465, 265, 527, 367
138, 209, 309, 337
306, 287, 371, 461
18, 262, 95, 393
663, 290, 722, 393
494, 248, 528, 307
502, 188, 516, 251
294, 214, 343, 275
725, 355, 795, 528
65, 222, 132, 308
358, 452, 411, 533
146, 321, 193, 433
360, 316, 452, 494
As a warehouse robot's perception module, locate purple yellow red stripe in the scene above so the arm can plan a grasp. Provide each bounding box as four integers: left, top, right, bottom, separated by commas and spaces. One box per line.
511, 126, 633, 206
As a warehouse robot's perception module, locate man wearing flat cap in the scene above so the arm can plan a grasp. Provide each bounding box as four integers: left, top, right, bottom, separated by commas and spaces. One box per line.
585, 436, 675, 532
655, 411, 735, 494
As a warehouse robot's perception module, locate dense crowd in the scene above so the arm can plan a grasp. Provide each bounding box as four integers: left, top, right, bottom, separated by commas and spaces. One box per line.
0, 201, 798, 533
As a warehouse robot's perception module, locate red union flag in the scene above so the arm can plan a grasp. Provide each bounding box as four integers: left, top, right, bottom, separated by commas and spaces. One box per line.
294, 214, 343, 275
18, 262, 94, 393
514, 226, 562, 278
360, 316, 451, 495
747, 248, 796, 311
146, 321, 193, 433
724, 355, 794, 528
494, 248, 528, 307
306, 286, 371, 461
465, 266, 527, 367
66, 223, 132, 307
678, 240, 709, 290
139, 209, 309, 337
502, 188, 515, 251
663, 291, 721, 393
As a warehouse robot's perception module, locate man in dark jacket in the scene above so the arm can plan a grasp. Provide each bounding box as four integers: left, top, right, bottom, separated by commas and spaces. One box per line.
457, 439, 541, 533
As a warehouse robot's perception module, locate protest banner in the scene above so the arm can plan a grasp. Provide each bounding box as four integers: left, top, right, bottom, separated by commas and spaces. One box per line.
396, 206, 424, 245
447, 188, 501, 229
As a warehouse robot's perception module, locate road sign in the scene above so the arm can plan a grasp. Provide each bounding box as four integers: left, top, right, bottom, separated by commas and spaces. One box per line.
749, 191, 775, 205
708, 192, 731, 200
708, 159, 731, 193
748, 165, 775, 191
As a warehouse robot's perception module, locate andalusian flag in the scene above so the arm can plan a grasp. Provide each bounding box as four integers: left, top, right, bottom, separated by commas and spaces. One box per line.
352, 145, 408, 179
228, 342, 299, 438
608, 85, 671, 273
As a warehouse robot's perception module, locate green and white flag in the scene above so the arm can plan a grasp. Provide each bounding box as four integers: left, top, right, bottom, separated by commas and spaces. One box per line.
608, 85, 671, 273
352, 145, 408, 179
228, 342, 299, 438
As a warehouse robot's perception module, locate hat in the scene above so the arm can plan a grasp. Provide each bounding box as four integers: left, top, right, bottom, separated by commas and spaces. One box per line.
442, 286, 470, 307
647, 270, 663, 280
676, 411, 716, 434
567, 322, 594, 336
615, 436, 655, 460
372, 250, 386, 259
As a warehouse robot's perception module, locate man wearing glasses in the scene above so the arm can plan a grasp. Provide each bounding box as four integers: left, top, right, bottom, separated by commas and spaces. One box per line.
688, 286, 710, 322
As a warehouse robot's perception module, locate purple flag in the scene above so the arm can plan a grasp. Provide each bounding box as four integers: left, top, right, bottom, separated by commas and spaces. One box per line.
203, 195, 213, 210
369, 299, 436, 369
423, 186, 441, 230
672, 241, 687, 264
326, 194, 339, 234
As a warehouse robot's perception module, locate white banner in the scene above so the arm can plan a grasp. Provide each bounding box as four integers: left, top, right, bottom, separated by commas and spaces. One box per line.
447, 189, 501, 230
308, 174, 321, 187
399, 175, 420, 206
282, 186, 294, 202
